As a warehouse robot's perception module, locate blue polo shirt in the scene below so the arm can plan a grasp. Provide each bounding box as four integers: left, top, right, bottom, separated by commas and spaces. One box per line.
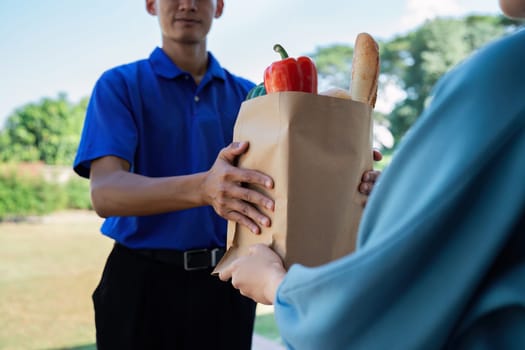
73, 47, 255, 250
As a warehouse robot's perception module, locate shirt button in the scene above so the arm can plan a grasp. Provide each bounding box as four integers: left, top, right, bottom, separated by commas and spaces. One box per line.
194, 96, 200, 102
185, 75, 189, 80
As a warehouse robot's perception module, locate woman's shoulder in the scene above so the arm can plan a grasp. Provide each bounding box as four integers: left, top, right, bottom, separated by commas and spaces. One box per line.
452, 30, 525, 89
466, 29, 525, 78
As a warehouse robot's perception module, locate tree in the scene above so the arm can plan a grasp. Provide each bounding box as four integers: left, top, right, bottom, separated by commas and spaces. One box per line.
310, 15, 522, 146
310, 43, 394, 150
310, 44, 355, 91
0, 93, 88, 165
380, 15, 521, 144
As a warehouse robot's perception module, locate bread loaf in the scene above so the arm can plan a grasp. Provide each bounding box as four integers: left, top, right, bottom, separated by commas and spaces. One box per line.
350, 33, 380, 108
319, 87, 352, 99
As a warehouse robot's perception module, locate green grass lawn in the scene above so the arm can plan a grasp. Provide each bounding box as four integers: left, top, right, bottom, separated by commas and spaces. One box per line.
0, 211, 280, 350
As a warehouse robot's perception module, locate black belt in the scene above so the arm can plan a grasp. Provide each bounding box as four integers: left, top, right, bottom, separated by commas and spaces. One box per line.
115, 243, 225, 271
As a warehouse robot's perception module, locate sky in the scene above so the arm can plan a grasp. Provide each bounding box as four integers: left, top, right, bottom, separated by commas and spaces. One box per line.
0, 0, 502, 128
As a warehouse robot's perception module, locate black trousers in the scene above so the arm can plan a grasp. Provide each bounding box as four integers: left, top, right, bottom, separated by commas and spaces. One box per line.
93, 243, 256, 350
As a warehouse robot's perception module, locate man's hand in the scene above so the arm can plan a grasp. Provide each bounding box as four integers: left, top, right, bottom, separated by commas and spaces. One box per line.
202, 142, 275, 234
219, 244, 286, 305
358, 149, 383, 206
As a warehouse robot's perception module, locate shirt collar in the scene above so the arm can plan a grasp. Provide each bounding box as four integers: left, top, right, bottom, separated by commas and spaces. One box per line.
149, 47, 226, 81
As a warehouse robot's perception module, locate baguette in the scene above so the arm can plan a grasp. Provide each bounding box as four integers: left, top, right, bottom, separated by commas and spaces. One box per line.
350, 32, 380, 108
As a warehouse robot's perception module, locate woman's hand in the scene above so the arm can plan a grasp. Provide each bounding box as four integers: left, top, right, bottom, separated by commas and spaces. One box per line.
219, 244, 286, 305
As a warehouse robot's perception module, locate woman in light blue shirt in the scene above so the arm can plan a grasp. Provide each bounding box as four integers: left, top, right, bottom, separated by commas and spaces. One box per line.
219, 0, 525, 348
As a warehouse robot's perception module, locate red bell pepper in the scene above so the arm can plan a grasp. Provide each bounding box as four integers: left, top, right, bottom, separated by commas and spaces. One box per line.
264, 44, 318, 94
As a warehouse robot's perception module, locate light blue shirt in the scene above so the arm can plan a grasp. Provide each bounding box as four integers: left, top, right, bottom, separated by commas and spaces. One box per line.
274, 29, 525, 349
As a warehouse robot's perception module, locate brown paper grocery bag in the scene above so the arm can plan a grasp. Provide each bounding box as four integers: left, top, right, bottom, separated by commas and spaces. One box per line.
213, 91, 373, 274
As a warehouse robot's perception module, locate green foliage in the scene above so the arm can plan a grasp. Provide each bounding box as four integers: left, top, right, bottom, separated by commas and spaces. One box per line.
381, 15, 521, 144
311, 15, 523, 147
0, 14, 522, 219
0, 170, 64, 221
0, 166, 92, 221
254, 313, 281, 343
0, 93, 87, 165
65, 177, 92, 210
310, 44, 354, 90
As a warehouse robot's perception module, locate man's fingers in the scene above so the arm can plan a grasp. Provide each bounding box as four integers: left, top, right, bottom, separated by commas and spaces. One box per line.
231, 184, 274, 211
362, 170, 381, 183
219, 141, 249, 163
219, 144, 274, 190
210, 142, 275, 235
359, 170, 381, 195
228, 199, 271, 231
373, 149, 383, 161
359, 182, 371, 195
226, 209, 262, 234
214, 186, 273, 233
233, 168, 274, 191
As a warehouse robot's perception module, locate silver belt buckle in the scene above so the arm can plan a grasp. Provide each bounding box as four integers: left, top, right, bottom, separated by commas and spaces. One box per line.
183, 249, 208, 271
210, 248, 222, 267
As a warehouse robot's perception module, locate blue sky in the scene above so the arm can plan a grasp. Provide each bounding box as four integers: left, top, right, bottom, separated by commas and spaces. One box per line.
0, 0, 501, 127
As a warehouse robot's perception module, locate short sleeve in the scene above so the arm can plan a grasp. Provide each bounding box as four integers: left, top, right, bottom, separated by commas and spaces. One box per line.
73, 68, 139, 178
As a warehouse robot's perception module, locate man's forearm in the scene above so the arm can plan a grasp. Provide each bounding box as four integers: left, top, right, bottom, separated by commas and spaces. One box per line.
90, 170, 207, 217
